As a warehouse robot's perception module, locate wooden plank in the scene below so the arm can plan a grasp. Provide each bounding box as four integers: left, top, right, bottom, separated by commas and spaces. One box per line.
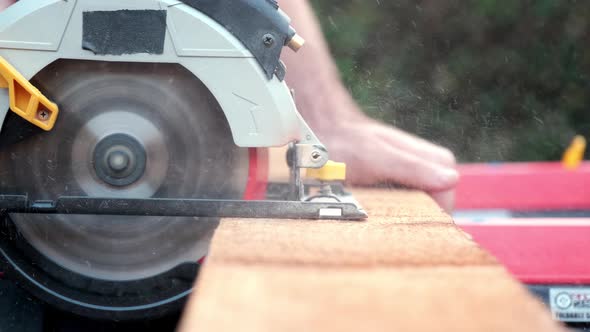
178, 189, 566, 332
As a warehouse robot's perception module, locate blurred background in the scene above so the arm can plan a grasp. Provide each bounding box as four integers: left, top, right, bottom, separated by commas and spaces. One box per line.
310, 0, 590, 162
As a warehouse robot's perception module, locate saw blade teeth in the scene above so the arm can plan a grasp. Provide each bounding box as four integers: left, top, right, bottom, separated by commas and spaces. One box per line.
0, 60, 251, 281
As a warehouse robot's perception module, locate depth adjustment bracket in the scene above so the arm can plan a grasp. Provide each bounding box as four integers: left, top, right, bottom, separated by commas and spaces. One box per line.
287, 143, 329, 200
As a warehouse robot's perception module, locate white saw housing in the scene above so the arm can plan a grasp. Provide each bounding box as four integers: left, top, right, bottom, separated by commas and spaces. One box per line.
0, 0, 323, 149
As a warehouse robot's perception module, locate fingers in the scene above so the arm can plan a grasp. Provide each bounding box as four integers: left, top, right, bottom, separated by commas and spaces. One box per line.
373, 141, 459, 191
370, 121, 456, 168
429, 190, 455, 213
321, 120, 459, 209
0, 0, 15, 11
361, 121, 458, 210
338, 133, 459, 191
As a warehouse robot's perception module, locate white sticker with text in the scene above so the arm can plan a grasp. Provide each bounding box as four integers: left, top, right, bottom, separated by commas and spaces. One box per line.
550, 288, 590, 322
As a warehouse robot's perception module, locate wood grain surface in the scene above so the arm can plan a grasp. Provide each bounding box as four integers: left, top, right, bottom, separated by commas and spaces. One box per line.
178, 189, 565, 332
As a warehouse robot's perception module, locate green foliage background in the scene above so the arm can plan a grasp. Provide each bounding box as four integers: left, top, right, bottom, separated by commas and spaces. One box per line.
310, 0, 590, 162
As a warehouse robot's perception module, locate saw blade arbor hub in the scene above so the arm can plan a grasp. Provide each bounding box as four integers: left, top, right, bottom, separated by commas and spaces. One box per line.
93, 133, 147, 187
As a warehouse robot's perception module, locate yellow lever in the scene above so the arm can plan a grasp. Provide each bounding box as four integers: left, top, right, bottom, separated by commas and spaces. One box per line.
0, 56, 59, 131
562, 135, 586, 169
306, 160, 346, 182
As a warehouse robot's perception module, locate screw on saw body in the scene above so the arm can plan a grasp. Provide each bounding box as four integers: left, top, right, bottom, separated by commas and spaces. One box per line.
37, 109, 50, 121
311, 150, 322, 162
262, 34, 275, 47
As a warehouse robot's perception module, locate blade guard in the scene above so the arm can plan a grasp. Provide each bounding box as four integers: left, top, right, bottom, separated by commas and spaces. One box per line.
0, 56, 58, 131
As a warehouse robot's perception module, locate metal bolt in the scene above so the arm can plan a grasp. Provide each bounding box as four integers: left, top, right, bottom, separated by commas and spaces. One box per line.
311, 150, 322, 162
262, 34, 275, 47
37, 109, 49, 121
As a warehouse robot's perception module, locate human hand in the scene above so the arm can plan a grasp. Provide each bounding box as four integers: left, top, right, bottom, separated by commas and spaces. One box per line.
316, 111, 458, 212
279, 0, 459, 212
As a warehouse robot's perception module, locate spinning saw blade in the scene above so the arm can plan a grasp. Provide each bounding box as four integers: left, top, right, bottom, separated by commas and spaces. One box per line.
0, 0, 366, 320
0, 60, 251, 281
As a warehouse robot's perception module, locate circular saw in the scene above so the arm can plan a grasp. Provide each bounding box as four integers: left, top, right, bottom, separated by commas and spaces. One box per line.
0, 0, 366, 320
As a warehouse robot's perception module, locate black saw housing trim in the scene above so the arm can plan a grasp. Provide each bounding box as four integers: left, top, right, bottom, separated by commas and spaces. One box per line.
181, 0, 294, 80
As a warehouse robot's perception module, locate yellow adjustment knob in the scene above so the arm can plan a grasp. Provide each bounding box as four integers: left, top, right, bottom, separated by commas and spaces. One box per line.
306, 160, 346, 181
562, 135, 586, 170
